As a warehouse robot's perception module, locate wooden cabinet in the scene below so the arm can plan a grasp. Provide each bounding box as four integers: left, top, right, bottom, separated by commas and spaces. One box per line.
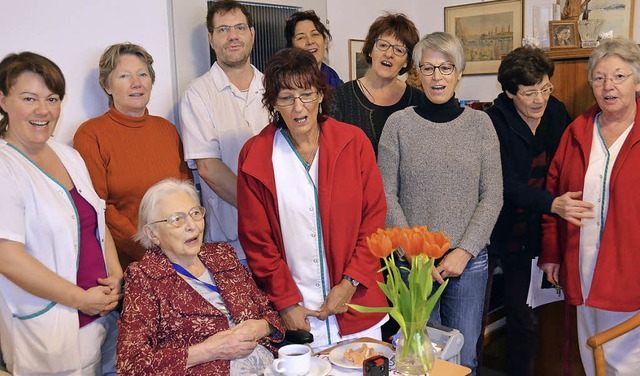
546, 48, 596, 120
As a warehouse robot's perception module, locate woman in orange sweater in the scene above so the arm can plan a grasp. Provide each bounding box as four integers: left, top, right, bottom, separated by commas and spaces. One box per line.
74, 43, 189, 270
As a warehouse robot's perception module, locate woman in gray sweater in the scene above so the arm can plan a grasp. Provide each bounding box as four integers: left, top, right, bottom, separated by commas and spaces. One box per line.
377, 32, 503, 375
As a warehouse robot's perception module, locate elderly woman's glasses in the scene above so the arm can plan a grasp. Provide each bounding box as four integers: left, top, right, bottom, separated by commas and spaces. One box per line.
374, 39, 408, 57
518, 84, 554, 99
212, 23, 249, 35
149, 206, 206, 228
275, 92, 320, 107
590, 73, 633, 87
418, 63, 456, 76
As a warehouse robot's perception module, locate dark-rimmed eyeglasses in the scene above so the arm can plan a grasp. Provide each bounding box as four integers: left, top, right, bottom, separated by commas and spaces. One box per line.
148, 206, 206, 228
275, 92, 320, 107
374, 39, 408, 57
590, 73, 633, 87
517, 84, 554, 99
212, 23, 249, 35
418, 63, 456, 76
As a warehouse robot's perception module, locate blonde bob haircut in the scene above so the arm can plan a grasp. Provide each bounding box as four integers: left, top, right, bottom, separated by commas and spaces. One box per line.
135, 179, 200, 249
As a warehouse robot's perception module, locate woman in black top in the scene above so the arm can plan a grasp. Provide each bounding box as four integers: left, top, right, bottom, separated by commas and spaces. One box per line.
329, 13, 425, 154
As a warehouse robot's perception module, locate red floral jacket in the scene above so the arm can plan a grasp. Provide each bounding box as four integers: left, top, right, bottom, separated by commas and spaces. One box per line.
116, 243, 284, 375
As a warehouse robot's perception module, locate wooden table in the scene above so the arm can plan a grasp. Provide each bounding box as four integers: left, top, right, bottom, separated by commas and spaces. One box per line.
318, 337, 470, 375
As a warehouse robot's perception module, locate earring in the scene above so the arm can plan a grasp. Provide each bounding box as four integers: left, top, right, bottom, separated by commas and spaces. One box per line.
319, 104, 323, 115
275, 111, 280, 122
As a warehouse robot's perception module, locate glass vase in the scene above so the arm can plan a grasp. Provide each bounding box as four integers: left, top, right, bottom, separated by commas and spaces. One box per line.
577, 19, 604, 48
395, 321, 435, 375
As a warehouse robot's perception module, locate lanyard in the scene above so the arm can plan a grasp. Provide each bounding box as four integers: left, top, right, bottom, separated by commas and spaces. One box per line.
172, 263, 220, 293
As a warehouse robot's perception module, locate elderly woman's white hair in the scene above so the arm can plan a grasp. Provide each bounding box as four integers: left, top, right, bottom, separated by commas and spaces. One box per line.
412, 32, 466, 74
587, 38, 640, 95
135, 179, 200, 249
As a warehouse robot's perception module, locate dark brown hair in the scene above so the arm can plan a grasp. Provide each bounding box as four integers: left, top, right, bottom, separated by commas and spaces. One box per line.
498, 46, 554, 95
284, 10, 331, 48
0, 52, 65, 137
206, 0, 254, 33
362, 13, 419, 76
262, 48, 330, 128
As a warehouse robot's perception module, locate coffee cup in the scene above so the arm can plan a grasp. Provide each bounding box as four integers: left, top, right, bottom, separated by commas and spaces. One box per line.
272, 344, 311, 375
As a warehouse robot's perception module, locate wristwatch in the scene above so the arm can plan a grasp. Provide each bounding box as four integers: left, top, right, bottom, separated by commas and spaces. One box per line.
343, 275, 360, 287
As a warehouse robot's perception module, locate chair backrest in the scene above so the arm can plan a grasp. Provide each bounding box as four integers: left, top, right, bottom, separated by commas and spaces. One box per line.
586, 312, 640, 376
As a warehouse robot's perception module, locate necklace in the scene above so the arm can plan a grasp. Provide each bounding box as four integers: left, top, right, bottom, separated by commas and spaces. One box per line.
357, 79, 376, 104
284, 129, 320, 171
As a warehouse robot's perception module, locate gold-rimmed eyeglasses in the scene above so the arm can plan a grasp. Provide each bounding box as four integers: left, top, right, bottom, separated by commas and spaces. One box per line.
517, 84, 554, 99
212, 23, 249, 35
418, 63, 456, 76
275, 92, 320, 107
148, 206, 206, 228
590, 73, 633, 87
374, 39, 408, 57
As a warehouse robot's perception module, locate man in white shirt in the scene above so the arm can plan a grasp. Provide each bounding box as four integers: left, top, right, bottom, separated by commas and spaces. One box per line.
180, 0, 269, 264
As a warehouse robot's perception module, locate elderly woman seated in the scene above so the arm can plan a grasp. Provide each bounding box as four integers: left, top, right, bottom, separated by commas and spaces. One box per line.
116, 179, 284, 375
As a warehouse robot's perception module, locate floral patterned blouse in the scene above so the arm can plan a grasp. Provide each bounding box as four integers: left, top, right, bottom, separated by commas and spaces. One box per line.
116, 243, 284, 375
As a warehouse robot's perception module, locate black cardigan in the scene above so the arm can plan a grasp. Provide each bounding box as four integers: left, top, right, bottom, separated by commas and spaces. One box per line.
486, 93, 572, 256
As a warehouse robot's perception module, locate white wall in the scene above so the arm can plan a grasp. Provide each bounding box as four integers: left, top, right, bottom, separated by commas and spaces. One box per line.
0, 0, 176, 145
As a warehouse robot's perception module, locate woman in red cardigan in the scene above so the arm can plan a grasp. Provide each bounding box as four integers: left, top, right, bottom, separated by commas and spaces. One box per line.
539, 38, 640, 375
237, 48, 388, 351
116, 179, 284, 375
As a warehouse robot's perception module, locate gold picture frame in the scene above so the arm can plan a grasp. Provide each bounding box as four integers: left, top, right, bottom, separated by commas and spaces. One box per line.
444, 0, 523, 75
348, 39, 367, 80
549, 20, 579, 49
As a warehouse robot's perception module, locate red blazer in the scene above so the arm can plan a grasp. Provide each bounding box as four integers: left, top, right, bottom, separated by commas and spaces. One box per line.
116, 243, 284, 375
540, 97, 640, 311
237, 118, 388, 336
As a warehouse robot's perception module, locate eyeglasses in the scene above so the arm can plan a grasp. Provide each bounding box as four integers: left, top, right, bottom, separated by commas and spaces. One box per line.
212, 23, 249, 35
275, 91, 320, 106
374, 39, 408, 57
590, 73, 633, 87
418, 63, 456, 76
517, 84, 554, 99
148, 206, 206, 228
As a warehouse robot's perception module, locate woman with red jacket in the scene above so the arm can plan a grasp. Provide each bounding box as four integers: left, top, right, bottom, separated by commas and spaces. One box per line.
539, 38, 640, 375
237, 48, 388, 351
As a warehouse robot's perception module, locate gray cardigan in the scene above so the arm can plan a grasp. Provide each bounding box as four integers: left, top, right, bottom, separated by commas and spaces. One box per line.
377, 107, 503, 257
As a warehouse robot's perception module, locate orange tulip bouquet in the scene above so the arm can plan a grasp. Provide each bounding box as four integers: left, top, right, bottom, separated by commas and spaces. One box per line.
349, 226, 450, 374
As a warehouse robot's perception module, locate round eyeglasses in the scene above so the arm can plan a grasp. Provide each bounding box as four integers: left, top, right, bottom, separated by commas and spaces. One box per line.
418, 63, 456, 76
148, 206, 206, 228
590, 73, 633, 87
517, 84, 554, 99
275, 92, 320, 107
374, 39, 408, 57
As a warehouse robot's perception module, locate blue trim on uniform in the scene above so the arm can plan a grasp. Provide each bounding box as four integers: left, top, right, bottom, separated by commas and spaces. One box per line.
7, 143, 81, 320
594, 116, 610, 241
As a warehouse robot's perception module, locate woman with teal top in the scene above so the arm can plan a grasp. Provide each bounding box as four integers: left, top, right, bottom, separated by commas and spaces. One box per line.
0, 52, 122, 375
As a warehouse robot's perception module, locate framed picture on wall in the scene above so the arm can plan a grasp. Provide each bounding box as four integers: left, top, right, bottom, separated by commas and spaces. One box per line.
349, 39, 367, 80
549, 21, 579, 49
444, 0, 523, 75
586, 0, 635, 38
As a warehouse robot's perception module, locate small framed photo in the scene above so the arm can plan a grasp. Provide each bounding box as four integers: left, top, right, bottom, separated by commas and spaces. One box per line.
549, 20, 579, 49
348, 39, 367, 80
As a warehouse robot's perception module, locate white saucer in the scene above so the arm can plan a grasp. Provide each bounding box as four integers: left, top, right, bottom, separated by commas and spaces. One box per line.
264, 357, 331, 376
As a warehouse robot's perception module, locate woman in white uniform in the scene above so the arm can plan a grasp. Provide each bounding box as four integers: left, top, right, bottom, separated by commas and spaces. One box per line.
540, 38, 640, 375
0, 52, 122, 375
238, 48, 389, 351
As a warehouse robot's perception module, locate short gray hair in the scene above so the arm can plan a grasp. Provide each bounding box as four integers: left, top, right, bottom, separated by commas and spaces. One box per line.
587, 38, 640, 90
413, 32, 465, 74
135, 179, 200, 249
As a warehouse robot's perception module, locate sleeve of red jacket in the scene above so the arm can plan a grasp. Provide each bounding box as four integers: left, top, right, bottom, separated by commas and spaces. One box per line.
237, 141, 303, 311
539, 127, 570, 266
342, 132, 387, 288
116, 266, 188, 375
